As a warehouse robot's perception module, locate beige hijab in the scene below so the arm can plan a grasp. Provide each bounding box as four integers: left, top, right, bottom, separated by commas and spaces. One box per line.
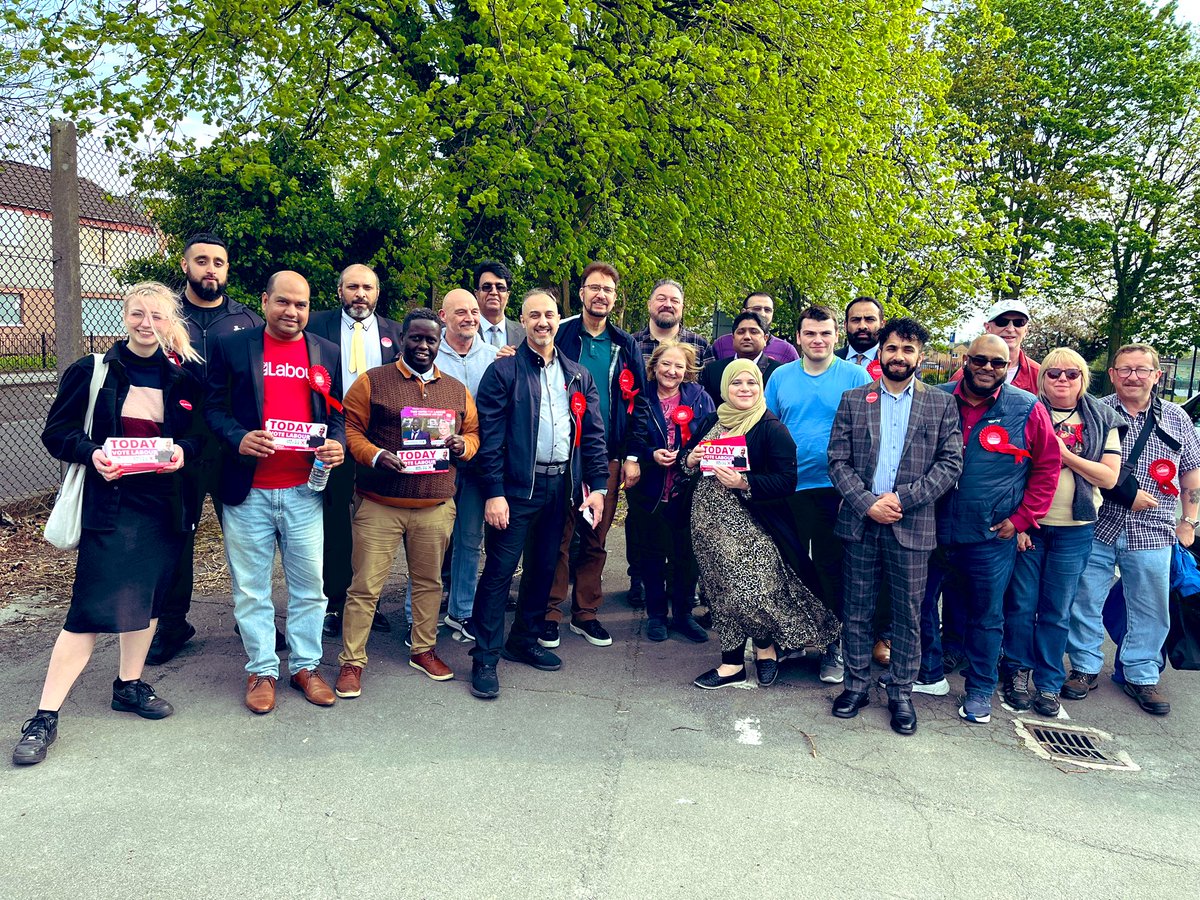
716, 359, 767, 437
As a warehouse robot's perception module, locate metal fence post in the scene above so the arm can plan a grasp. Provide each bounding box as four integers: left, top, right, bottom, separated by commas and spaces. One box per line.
51, 119, 82, 376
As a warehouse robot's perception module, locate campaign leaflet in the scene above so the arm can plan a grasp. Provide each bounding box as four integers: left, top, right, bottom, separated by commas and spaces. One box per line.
698, 435, 751, 475
264, 418, 327, 450
397, 406, 456, 474
102, 437, 175, 474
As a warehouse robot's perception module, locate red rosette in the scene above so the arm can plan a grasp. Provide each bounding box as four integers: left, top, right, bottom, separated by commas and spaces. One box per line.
307, 365, 343, 413
570, 391, 586, 447
1148, 458, 1180, 497
618, 368, 640, 415
867, 359, 883, 380
671, 405, 694, 443
978, 424, 1031, 463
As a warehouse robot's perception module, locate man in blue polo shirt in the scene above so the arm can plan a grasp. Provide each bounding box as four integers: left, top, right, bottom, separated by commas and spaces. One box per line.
765, 304, 871, 682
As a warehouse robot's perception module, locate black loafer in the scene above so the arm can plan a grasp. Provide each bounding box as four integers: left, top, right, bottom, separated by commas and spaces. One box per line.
888, 698, 917, 735
832, 689, 870, 718
501, 643, 562, 671
370, 611, 391, 633
322, 611, 343, 638
756, 658, 778, 687
693, 667, 746, 690
145, 622, 196, 666
672, 615, 710, 643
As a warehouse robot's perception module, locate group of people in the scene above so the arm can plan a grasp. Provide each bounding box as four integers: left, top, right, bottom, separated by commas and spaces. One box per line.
12, 232, 1199, 766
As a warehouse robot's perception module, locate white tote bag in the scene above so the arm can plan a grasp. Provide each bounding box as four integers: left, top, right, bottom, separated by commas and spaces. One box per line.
44, 354, 108, 550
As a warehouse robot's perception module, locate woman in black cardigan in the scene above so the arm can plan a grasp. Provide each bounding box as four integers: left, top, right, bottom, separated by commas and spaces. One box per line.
13, 283, 202, 767
679, 360, 840, 689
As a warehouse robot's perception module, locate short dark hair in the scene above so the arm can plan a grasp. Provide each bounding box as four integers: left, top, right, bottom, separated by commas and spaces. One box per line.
844, 295, 884, 320
473, 260, 513, 290
742, 292, 772, 308
732, 311, 766, 332
402, 307, 441, 334
183, 232, 227, 253
796, 305, 837, 331
581, 261, 620, 287
878, 317, 929, 348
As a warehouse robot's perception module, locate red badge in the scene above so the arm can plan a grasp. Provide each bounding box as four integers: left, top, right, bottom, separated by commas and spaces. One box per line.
178, 399, 193, 411
1148, 458, 1180, 496
671, 405, 694, 443
978, 424, 1031, 463
618, 368, 640, 415
865, 391, 879, 404
381, 336, 393, 348
570, 391, 586, 447
307, 365, 344, 413
867, 360, 883, 380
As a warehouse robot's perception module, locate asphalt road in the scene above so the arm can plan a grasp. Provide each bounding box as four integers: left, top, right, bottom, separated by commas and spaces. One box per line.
1, 527, 1198, 899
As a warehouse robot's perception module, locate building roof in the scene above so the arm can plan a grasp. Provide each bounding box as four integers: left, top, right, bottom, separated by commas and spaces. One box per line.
0, 159, 152, 228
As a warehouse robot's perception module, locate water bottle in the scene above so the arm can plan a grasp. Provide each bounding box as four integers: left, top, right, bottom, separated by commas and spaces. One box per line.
307, 458, 330, 492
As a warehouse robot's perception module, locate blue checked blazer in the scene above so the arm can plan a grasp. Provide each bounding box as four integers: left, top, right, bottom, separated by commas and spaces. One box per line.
827, 378, 962, 551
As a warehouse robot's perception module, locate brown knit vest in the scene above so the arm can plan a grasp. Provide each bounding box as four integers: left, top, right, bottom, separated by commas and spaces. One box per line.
355, 365, 465, 502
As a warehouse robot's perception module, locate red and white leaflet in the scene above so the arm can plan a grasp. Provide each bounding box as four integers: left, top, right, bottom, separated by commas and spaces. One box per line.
103, 437, 175, 475
265, 418, 328, 451
394, 447, 452, 474
699, 435, 751, 475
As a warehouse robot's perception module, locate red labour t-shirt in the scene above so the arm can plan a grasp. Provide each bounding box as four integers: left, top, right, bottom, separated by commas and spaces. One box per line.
254, 333, 316, 489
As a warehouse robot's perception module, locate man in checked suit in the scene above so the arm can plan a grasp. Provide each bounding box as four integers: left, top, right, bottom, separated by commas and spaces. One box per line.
827, 318, 962, 735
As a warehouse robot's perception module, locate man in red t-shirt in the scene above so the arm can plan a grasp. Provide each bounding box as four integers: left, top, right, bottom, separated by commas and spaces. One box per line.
205, 271, 346, 715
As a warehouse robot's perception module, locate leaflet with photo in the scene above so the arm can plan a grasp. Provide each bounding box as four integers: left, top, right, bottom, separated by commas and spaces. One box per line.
699, 435, 751, 475
103, 437, 175, 474
395, 447, 452, 474
400, 407, 456, 447
265, 418, 327, 450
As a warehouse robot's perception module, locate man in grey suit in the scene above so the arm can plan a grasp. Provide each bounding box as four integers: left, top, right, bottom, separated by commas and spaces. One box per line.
475, 261, 525, 348
827, 318, 962, 735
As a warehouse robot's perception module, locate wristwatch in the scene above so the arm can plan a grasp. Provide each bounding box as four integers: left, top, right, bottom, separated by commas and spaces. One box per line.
1182, 516, 1199, 529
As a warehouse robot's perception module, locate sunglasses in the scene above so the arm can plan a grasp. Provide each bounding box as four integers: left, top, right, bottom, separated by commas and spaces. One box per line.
967, 354, 1008, 370
992, 316, 1028, 328
1045, 368, 1082, 381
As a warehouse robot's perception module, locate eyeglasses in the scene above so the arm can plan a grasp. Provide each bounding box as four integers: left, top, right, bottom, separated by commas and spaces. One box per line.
1113, 366, 1156, 379
1045, 368, 1082, 381
584, 284, 615, 296
967, 354, 1008, 370
479, 282, 509, 294
992, 316, 1028, 328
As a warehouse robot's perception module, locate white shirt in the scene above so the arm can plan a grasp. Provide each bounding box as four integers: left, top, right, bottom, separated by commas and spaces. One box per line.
339, 311, 384, 391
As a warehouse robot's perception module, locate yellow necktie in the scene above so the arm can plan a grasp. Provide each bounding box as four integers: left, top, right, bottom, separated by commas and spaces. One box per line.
351, 321, 366, 374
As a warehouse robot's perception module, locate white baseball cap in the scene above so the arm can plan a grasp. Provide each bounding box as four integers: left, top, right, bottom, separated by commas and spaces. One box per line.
984, 299, 1031, 323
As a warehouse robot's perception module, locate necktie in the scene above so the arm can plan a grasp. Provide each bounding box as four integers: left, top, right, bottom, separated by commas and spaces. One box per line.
351, 321, 366, 374
854, 353, 865, 366
490, 325, 504, 348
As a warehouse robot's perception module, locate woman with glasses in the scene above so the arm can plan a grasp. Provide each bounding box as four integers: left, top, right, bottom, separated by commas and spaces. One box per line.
1000, 348, 1124, 716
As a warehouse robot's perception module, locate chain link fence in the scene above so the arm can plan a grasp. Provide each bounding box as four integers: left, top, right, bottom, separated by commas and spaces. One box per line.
0, 112, 156, 506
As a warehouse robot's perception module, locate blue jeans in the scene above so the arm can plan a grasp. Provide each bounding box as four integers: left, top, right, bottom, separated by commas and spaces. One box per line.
1002, 523, 1095, 694
1067, 534, 1172, 685
944, 538, 1018, 699
223, 485, 325, 678
446, 473, 486, 620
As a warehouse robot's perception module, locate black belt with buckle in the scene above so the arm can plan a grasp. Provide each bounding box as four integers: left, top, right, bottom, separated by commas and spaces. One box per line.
534, 461, 568, 476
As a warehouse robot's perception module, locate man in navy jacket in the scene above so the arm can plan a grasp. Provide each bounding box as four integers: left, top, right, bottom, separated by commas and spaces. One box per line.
468, 289, 609, 700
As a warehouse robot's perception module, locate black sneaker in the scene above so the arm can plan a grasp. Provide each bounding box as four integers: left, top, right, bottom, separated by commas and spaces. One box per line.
1032, 690, 1061, 717
371, 610, 392, 633
470, 663, 499, 699
570, 619, 613, 647
12, 713, 57, 766
112, 679, 175, 719
1061, 670, 1099, 700
322, 611, 343, 638
444, 614, 476, 642
671, 615, 709, 643
626, 580, 645, 609
403, 624, 412, 649
1002, 667, 1033, 711
942, 650, 964, 674
537, 621, 560, 649
501, 643, 562, 671
145, 622, 196, 666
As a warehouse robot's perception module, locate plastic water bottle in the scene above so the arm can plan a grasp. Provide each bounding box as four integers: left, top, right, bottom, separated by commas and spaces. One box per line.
307, 458, 330, 492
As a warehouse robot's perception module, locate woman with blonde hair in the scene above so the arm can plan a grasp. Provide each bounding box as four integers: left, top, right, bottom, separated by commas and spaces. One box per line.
13, 283, 202, 766
1000, 347, 1124, 717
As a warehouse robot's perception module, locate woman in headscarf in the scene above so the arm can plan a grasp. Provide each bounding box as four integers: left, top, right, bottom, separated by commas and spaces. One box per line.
679, 360, 840, 689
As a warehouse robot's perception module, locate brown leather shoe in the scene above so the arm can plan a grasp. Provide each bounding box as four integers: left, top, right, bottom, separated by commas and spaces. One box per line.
335, 663, 362, 699
409, 649, 454, 681
245, 674, 277, 714
873, 639, 891, 667
290, 668, 336, 706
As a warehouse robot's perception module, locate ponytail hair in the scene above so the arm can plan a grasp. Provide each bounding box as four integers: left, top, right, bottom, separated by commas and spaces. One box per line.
123, 282, 202, 364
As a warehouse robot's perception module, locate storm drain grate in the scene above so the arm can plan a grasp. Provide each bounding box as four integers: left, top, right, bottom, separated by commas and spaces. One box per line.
1013, 720, 1140, 772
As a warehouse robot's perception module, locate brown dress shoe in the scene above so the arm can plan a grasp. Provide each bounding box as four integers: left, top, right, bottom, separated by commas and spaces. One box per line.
409, 649, 454, 681
873, 639, 892, 667
245, 674, 277, 714
290, 668, 336, 706
335, 663, 362, 699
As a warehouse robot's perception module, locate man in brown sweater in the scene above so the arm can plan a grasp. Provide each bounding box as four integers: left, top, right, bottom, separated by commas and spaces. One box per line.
335, 309, 480, 698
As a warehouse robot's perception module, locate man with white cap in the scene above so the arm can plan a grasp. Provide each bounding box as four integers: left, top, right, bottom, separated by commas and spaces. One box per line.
951, 300, 1039, 393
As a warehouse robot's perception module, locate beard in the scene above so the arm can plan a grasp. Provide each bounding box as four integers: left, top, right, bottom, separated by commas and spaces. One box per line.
187, 274, 224, 303
847, 330, 878, 353
883, 360, 917, 382
343, 302, 374, 321
652, 311, 679, 329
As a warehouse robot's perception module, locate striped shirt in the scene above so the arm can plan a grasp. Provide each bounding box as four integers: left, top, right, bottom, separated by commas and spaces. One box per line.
633, 325, 710, 364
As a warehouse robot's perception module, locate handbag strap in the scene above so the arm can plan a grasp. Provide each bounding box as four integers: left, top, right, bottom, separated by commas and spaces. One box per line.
82, 353, 108, 439
1121, 400, 1157, 476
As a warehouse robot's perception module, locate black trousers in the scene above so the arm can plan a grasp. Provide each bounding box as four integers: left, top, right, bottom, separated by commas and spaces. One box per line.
470, 473, 568, 666
321, 459, 356, 612
787, 487, 845, 620
626, 500, 696, 621
159, 448, 222, 628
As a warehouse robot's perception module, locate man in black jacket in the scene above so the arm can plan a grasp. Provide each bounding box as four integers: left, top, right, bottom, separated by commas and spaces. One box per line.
306, 264, 403, 639
149, 232, 263, 665
468, 289, 609, 700
205, 271, 346, 715
537, 261, 648, 650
